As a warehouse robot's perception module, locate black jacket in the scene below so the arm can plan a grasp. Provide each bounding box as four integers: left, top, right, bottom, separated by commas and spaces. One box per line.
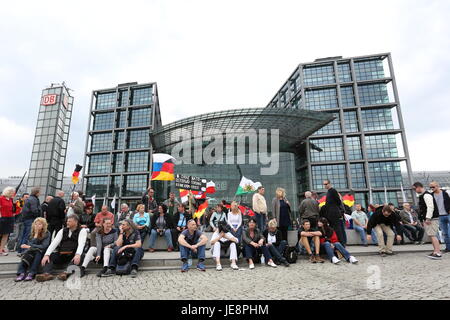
141, 194, 158, 213
21, 195, 42, 221
262, 229, 283, 247
173, 211, 192, 229
80, 213, 96, 232
46, 197, 66, 225
321, 188, 343, 223
150, 213, 174, 230
367, 206, 402, 234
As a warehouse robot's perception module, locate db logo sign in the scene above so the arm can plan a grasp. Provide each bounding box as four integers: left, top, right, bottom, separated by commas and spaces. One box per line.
41, 94, 57, 106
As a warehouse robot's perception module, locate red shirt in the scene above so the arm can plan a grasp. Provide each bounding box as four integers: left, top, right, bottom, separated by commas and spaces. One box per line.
94, 211, 115, 225
320, 230, 339, 244
0, 196, 16, 218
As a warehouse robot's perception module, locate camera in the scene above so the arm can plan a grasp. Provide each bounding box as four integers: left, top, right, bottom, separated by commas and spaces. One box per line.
218, 220, 231, 234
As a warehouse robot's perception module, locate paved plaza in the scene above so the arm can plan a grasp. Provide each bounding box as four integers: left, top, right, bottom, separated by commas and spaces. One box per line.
0, 252, 449, 300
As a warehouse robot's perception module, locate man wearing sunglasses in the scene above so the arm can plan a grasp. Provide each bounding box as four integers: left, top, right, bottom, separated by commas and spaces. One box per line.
430, 181, 450, 253
412, 182, 442, 259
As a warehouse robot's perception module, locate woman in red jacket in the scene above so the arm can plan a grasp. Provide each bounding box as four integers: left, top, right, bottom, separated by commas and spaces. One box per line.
0, 187, 17, 256
318, 217, 358, 264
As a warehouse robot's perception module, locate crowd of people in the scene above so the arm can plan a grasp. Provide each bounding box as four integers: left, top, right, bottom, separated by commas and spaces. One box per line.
0, 178, 448, 282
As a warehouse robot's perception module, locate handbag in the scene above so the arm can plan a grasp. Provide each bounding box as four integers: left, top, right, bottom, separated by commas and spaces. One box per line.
21, 248, 41, 267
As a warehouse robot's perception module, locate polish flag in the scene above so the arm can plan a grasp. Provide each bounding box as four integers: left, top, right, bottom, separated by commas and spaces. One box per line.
206, 181, 216, 194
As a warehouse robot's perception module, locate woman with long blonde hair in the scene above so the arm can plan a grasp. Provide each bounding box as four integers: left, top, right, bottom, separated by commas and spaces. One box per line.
227, 201, 243, 242
271, 187, 291, 241
15, 217, 50, 282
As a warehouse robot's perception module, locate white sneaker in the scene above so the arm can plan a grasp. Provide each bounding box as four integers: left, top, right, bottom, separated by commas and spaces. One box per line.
332, 256, 341, 264
349, 256, 358, 264
230, 263, 239, 270
267, 261, 277, 268
216, 264, 222, 271
249, 263, 255, 269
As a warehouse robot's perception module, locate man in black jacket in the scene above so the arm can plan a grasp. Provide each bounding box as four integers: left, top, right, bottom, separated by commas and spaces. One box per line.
41, 196, 53, 220
367, 205, 402, 256
141, 188, 158, 214
17, 187, 42, 254
46, 191, 67, 239
322, 180, 346, 245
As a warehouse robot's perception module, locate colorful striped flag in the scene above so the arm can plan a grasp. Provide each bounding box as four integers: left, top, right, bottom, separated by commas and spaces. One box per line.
342, 194, 355, 207
151, 154, 175, 181
72, 164, 83, 184
193, 200, 208, 219
318, 195, 327, 208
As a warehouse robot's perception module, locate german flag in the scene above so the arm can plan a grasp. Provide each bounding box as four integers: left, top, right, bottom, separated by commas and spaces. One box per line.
318, 195, 327, 208
72, 164, 83, 185
342, 194, 355, 207
193, 200, 208, 219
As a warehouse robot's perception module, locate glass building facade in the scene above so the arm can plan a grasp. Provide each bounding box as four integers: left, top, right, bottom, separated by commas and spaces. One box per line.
82, 82, 162, 211
267, 53, 414, 207
27, 84, 74, 200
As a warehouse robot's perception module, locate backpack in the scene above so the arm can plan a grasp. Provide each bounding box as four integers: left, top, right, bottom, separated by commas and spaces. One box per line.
284, 246, 298, 264
115, 248, 135, 275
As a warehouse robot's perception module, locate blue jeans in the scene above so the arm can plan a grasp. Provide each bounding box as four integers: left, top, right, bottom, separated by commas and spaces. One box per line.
149, 229, 173, 249
321, 241, 350, 261
109, 247, 144, 269
268, 240, 287, 263
439, 215, 450, 250
354, 225, 378, 245
17, 251, 43, 275
179, 241, 206, 262
244, 243, 272, 261
255, 213, 267, 232
17, 219, 33, 253
231, 226, 243, 243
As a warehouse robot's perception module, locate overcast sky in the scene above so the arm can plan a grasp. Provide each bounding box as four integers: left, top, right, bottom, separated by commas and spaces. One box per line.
0, 0, 449, 178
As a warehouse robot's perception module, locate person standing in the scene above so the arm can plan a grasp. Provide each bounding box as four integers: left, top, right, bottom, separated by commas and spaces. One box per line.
141, 188, 158, 215
68, 192, 84, 217
17, 187, 42, 255
299, 191, 320, 228
399, 202, 425, 244
252, 186, 268, 232
163, 192, 180, 223
41, 196, 53, 221
0, 187, 17, 256
271, 188, 291, 241
430, 181, 450, 253
321, 180, 346, 246
46, 190, 66, 239
412, 182, 442, 259
366, 205, 402, 256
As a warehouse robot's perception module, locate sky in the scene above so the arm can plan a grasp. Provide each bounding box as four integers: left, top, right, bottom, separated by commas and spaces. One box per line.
0, 0, 449, 178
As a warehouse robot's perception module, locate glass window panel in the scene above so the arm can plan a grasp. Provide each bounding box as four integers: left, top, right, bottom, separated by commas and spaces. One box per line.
312, 164, 348, 190
86, 176, 108, 197
303, 64, 335, 86
113, 153, 124, 173
116, 110, 127, 128
131, 87, 152, 105
368, 161, 402, 188
337, 63, 352, 82
119, 90, 129, 107
361, 108, 394, 131
123, 175, 148, 196
350, 163, 367, 188
95, 92, 116, 110
358, 83, 389, 105
127, 129, 150, 149
129, 107, 152, 127
109, 176, 122, 197
310, 137, 344, 162
114, 131, 125, 150
88, 154, 110, 174
340, 86, 355, 107
305, 88, 338, 110
354, 59, 385, 81
93, 112, 115, 130
126, 151, 149, 172
346, 136, 363, 160
343, 111, 359, 133
365, 134, 398, 159
314, 112, 341, 135
91, 133, 113, 152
